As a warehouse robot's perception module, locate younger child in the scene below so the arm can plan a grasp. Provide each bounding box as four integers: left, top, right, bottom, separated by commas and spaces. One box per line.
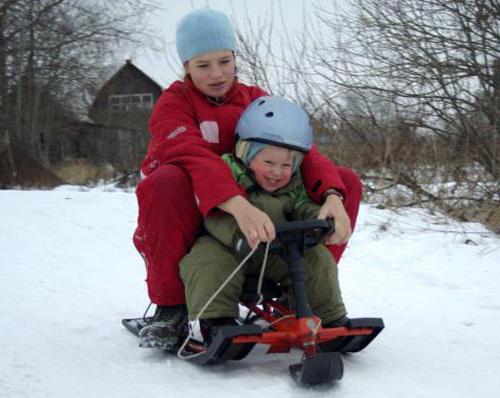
179, 96, 348, 343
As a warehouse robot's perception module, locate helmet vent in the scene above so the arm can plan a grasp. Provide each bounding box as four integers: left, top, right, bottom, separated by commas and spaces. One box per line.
265, 112, 274, 117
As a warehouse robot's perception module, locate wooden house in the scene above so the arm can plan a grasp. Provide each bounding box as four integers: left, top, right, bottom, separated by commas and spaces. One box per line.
89, 59, 163, 128
86, 60, 163, 169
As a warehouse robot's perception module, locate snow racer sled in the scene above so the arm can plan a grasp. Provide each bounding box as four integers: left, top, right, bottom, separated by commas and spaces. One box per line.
123, 219, 384, 386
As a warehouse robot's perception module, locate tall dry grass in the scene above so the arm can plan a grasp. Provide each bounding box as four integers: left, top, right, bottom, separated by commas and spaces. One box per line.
51, 159, 117, 185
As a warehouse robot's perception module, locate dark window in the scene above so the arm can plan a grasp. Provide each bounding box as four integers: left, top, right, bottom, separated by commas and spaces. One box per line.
109, 93, 153, 111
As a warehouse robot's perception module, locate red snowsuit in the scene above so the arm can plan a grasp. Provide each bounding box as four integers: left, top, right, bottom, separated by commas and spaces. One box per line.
134, 78, 362, 306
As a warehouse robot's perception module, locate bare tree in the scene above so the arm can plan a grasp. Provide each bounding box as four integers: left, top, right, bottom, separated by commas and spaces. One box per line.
310, 0, 499, 173
233, 0, 500, 230
287, 0, 498, 228
0, 0, 160, 166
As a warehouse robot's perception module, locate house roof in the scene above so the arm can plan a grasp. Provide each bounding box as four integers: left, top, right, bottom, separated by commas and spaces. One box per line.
118, 59, 163, 92
90, 60, 163, 109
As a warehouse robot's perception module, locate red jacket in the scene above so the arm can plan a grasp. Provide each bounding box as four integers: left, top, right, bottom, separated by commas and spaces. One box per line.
142, 78, 346, 216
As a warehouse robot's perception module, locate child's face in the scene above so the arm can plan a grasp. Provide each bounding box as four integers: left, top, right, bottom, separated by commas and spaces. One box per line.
184, 50, 236, 98
249, 146, 294, 192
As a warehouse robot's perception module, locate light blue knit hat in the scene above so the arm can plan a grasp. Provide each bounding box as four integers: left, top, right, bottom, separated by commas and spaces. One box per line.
176, 9, 237, 63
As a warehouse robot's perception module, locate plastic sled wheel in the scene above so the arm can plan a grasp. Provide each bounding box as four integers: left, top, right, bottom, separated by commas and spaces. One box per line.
289, 352, 344, 386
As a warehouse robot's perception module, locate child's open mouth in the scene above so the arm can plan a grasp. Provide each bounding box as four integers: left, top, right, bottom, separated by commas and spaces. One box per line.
209, 82, 226, 92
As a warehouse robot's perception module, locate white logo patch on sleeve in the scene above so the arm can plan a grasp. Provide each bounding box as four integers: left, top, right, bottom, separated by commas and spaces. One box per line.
199, 121, 219, 143
167, 126, 187, 139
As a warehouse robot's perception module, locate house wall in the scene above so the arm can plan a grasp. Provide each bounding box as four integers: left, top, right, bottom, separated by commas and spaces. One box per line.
89, 61, 162, 129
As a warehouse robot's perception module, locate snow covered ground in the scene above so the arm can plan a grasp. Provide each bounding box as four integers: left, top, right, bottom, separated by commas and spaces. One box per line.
1, 186, 499, 398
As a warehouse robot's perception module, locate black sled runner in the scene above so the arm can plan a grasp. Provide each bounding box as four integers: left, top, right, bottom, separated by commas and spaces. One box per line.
123, 219, 384, 386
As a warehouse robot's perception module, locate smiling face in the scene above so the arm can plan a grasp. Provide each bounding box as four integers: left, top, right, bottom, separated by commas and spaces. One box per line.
184, 50, 236, 98
249, 145, 295, 192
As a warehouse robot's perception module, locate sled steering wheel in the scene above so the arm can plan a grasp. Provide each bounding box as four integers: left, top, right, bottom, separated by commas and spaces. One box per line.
234, 218, 335, 257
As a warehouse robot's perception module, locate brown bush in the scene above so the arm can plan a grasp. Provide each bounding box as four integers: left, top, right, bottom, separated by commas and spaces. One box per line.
51, 159, 117, 185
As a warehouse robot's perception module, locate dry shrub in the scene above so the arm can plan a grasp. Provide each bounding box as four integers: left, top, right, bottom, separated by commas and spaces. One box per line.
0, 142, 65, 188
51, 159, 116, 185
448, 205, 500, 235
316, 117, 500, 235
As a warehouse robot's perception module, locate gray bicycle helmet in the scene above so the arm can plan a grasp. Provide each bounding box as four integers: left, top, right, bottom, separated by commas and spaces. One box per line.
235, 96, 313, 152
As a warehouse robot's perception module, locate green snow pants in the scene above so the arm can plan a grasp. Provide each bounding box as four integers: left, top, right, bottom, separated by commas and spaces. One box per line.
180, 236, 346, 323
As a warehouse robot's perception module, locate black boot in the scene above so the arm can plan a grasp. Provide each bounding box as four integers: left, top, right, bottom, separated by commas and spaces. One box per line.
323, 315, 350, 328
139, 304, 188, 350
199, 317, 238, 346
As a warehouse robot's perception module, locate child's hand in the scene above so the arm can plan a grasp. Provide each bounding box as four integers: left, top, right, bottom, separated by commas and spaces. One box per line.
317, 195, 352, 245
234, 204, 275, 249
218, 195, 275, 249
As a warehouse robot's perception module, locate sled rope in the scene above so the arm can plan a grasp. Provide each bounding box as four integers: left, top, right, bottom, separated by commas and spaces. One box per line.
177, 241, 271, 360
142, 301, 153, 320
254, 239, 270, 307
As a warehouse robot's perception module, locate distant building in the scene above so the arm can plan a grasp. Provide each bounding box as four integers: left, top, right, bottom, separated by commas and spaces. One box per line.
83, 60, 163, 169
89, 59, 163, 129
48, 60, 164, 171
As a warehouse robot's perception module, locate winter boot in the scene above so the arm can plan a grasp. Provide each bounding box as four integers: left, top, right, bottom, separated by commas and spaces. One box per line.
319, 315, 350, 353
323, 316, 350, 328
139, 304, 188, 350
199, 317, 238, 346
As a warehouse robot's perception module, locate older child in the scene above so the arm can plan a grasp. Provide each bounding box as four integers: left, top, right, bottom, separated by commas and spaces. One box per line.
180, 97, 348, 342
136, 8, 360, 350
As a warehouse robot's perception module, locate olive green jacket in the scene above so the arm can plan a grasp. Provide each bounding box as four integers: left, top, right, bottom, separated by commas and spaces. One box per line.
204, 154, 321, 248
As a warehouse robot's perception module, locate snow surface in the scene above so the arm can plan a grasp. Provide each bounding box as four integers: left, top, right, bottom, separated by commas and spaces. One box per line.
1, 187, 499, 397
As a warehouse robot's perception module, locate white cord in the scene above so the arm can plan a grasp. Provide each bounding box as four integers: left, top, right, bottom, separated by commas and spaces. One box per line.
177, 241, 271, 360
267, 314, 295, 327
254, 240, 270, 307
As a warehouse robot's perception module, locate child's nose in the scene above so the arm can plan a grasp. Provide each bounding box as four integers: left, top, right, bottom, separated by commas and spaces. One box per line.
211, 65, 223, 78
270, 165, 282, 175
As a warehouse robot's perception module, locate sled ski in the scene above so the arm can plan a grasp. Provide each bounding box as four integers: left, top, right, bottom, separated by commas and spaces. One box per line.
328, 317, 385, 353
122, 316, 153, 337
122, 219, 384, 386
122, 316, 384, 355
182, 324, 262, 365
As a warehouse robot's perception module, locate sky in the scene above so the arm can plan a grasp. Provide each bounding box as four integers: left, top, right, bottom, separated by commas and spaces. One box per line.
127, 0, 328, 87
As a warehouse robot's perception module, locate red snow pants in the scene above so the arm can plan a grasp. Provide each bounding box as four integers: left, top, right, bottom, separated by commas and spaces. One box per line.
133, 165, 362, 306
